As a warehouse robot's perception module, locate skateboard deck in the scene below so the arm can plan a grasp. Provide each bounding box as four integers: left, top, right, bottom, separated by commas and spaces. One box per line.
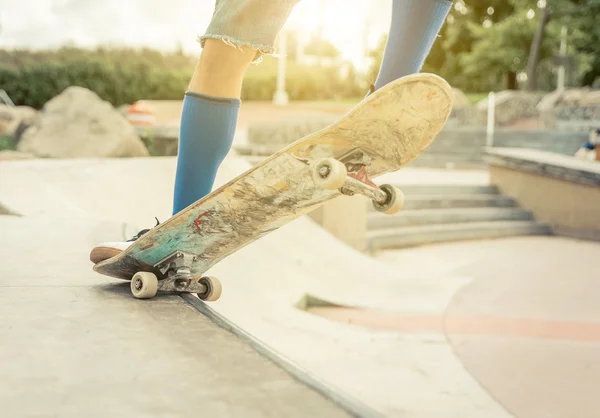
93, 73, 453, 299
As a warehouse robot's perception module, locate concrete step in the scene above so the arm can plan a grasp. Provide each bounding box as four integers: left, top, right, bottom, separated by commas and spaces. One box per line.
394, 185, 498, 196
407, 156, 487, 169
367, 221, 552, 250
368, 194, 517, 211
410, 153, 484, 163
368, 207, 534, 230
421, 145, 486, 156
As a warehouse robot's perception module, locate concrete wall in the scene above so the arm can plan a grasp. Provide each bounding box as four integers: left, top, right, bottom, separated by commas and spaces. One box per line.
488, 156, 600, 241
428, 127, 588, 155
307, 194, 367, 252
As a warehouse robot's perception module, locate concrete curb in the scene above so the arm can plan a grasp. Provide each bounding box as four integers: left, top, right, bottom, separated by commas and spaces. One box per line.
182, 294, 383, 418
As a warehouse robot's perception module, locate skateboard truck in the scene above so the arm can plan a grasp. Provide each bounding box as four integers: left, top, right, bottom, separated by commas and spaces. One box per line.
129, 251, 222, 301
310, 156, 404, 215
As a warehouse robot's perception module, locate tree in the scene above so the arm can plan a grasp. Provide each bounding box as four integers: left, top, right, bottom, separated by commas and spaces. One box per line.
526, 3, 550, 90
554, 0, 600, 86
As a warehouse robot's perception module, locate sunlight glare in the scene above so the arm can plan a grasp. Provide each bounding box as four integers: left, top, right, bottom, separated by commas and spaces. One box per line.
286, 0, 390, 71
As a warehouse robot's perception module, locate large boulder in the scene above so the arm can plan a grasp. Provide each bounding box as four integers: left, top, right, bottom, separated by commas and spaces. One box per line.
0, 105, 18, 137
0, 105, 37, 139
18, 87, 149, 158
476, 90, 543, 126
447, 88, 474, 126
452, 88, 471, 108
537, 88, 600, 129
537, 88, 597, 112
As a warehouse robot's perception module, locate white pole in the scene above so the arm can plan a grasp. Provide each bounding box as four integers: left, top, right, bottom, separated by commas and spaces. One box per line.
557, 25, 567, 91
273, 30, 289, 106
486, 91, 496, 148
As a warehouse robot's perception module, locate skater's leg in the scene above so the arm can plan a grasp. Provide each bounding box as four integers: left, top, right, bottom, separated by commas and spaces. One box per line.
172, 40, 254, 215
90, 0, 300, 263
373, 0, 453, 90
173, 0, 300, 215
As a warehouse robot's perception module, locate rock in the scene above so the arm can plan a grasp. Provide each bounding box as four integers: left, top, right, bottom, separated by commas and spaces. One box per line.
561, 88, 588, 106
537, 90, 564, 113
452, 88, 471, 108
537, 88, 600, 129
0, 150, 36, 161
14, 106, 38, 125
18, 87, 149, 158
476, 90, 543, 126
447, 88, 474, 126
580, 90, 600, 106
0, 105, 38, 139
539, 88, 600, 110
0, 105, 19, 137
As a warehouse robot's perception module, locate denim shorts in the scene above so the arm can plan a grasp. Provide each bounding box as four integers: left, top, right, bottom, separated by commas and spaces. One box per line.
198, 0, 301, 62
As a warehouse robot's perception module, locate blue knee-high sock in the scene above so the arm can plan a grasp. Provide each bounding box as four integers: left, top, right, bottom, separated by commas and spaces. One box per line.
374, 0, 453, 90
172, 92, 240, 215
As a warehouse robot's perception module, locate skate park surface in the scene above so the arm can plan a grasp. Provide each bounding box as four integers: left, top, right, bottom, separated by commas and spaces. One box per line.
1, 152, 599, 418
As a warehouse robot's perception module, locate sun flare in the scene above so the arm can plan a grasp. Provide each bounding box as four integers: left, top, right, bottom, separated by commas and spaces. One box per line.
286, 0, 390, 70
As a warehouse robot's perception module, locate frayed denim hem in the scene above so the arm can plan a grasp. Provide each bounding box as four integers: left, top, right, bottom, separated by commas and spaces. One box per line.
198, 34, 277, 63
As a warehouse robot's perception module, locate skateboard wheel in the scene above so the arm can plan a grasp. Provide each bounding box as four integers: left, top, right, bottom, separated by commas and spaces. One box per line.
311, 158, 347, 190
198, 276, 222, 302
131, 272, 158, 299
373, 185, 404, 215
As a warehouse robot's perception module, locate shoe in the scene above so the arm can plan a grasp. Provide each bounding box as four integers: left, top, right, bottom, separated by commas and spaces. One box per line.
90, 218, 160, 264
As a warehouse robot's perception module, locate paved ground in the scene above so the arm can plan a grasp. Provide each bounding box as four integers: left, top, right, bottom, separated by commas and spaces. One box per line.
0, 215, 359, 418
145, 100, 353, 129
1, 154, 599, 417
374, 237, 600, 418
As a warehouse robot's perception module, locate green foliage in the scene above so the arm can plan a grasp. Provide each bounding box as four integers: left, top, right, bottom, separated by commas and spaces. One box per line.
242, 56, 363, 101
460, 11, 539, 91
0, 136, 16, 152
367, 0, 600, 92
1, 45, 361, 108
0, 47, 194, 108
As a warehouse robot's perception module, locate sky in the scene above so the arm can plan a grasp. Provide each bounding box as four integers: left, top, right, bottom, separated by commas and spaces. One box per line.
0, 0, 392, 66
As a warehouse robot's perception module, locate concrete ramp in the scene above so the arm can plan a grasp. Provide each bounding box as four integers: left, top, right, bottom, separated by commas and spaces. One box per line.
0, 156, 510, 417
0, 215, 361, 417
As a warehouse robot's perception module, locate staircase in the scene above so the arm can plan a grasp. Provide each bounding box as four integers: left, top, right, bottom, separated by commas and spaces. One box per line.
367, 185, 552, 250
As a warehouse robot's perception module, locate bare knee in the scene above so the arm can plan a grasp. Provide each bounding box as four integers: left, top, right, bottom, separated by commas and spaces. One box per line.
187, 39, 257, 97
199, 39, 257, 76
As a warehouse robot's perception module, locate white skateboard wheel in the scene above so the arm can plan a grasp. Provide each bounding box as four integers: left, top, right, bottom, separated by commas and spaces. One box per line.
198, 276, 222, 302
131, 272, 158, 299
311, 158, 347, 190
373, 185, 404, 215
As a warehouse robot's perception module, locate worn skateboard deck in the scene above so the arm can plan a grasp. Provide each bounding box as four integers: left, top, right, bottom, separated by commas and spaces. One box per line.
93, 73, 452, 283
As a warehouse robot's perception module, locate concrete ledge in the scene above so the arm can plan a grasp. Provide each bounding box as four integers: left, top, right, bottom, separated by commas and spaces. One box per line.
484, 147, 600, 187
484, 148, 600, 241
308, 194, 367, 252
183, 295, 382, 418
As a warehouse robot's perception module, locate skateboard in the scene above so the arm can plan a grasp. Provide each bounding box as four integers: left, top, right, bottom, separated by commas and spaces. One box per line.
93, 73, 453, 300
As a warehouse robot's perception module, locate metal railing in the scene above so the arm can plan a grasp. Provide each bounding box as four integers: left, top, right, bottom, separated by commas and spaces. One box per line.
0, 89, 15, 107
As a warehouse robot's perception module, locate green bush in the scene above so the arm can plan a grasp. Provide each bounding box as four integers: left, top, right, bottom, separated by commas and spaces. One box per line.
1, 48, 364, 108
0, 136, 16, 152
0, 60, 192, 109
242, 56, 364, 101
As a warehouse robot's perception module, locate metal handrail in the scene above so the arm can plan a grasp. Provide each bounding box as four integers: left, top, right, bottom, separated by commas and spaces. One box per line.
0, 89, 15, 107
